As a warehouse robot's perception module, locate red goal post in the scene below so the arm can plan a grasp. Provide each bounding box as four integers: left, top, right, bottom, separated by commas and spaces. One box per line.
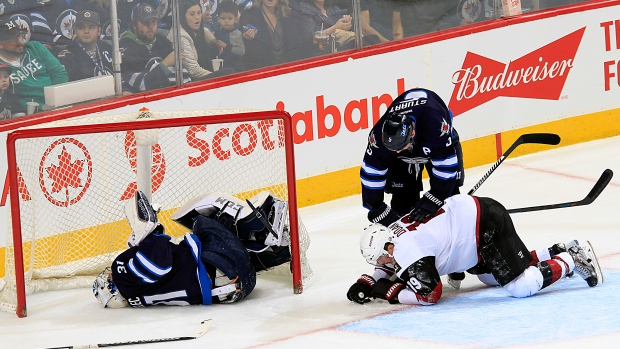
3, 109, 311, 317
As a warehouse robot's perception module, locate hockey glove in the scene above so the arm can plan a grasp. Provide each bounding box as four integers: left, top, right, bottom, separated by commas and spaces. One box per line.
371, 278, 406, 304
367, 203, 401, 226
409, 192, 444, 223
347, 274, 375, 304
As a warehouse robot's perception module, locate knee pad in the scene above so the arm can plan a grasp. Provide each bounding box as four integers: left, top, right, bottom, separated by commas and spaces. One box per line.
503, 266, 543, 298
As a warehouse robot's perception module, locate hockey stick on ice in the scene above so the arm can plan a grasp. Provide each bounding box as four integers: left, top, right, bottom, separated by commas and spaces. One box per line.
507, 169, 613, 214
46, 319, 212, 349
468, 133, 561, 195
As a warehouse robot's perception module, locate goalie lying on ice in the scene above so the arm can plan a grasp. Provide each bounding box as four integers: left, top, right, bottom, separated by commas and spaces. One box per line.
93, 190, 291, 308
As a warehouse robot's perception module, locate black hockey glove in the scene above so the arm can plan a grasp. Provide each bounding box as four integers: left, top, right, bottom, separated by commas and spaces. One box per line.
409, 192, 444, 222
367, 203, 401, 226
371, 278, 406, 304
347, 274, 375, 304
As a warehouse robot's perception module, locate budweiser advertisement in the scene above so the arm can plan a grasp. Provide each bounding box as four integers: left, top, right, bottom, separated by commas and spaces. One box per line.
449, 28, 586, 116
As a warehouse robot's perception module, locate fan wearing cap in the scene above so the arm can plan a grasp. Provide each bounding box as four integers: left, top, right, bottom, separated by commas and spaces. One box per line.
57, 10, 114, 82
0, 62, 26, 120
0, 18, 68, 112
360, 88, 464, 226
119, 2, 191, 93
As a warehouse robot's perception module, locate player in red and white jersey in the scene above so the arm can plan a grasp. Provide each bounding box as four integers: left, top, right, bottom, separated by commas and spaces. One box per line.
347, 194, 603, 305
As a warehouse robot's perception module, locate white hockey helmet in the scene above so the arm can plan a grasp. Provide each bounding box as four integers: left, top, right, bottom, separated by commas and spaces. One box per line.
360, 223, 395, 265
93, 267, 129, 308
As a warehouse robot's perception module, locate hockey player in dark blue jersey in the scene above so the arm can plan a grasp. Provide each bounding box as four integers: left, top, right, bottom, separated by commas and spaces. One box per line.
93, 190, 257, 308
361, 88, 464, 226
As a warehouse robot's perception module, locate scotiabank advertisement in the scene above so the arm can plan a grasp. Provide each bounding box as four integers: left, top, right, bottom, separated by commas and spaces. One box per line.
1, 4, 620, 255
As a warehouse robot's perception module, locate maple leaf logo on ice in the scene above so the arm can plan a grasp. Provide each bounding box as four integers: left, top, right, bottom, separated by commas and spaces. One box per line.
448, 27, 585, 115
39, 138, 92, 207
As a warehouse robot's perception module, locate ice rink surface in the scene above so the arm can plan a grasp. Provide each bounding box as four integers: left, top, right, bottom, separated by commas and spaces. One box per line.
1, 136, 619, 349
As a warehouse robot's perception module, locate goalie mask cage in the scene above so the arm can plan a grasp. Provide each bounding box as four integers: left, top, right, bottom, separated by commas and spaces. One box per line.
2, 109, 312, 317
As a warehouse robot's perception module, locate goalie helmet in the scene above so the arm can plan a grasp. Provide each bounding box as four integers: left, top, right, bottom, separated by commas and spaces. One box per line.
93, 268, 129, 308
360, 223, 395, 265
381, 113, 415, 152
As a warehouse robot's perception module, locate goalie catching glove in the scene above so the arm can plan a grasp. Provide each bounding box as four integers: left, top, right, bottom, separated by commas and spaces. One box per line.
347, 274, 375, 304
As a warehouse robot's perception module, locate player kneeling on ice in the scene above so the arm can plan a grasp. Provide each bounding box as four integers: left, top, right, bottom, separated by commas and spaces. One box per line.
347, 194, 603, 305
93, 191, 290, 308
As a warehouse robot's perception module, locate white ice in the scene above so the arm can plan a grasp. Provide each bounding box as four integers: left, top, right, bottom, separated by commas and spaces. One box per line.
1, 136, 619, 349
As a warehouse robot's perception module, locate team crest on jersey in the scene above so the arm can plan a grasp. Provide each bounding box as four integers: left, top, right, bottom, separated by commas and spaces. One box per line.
368, 131, 378, 148
439, 119, 450, 137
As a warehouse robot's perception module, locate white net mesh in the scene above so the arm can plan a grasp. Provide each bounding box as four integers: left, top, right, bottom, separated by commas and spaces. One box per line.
0, 109, 312, 314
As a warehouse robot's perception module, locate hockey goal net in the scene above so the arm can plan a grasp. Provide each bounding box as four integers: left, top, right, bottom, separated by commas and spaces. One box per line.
1, 109, 312, 317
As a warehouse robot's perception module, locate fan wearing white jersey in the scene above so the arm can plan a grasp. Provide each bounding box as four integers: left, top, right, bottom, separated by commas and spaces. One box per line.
347, 194, 603, 305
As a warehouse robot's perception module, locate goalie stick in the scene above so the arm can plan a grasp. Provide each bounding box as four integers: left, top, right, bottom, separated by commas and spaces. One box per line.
507, 169, 613, 214
46, 319, 212, 349
468, 133, 561, 195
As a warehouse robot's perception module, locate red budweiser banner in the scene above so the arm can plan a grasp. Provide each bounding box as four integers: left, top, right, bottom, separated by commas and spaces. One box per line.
449, 27, 586, 116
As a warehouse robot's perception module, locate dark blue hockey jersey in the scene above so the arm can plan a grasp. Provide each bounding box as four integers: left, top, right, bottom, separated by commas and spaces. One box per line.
360, 88, 461, 211
112, 232, 213, 307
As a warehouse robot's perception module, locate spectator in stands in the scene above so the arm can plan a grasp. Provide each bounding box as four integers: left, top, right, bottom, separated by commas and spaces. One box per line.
116, 0, 174, 37
297, 0, 356, 53
120, 2, 190, 93
201, 0, 253, 32
239, 0, 304, 70
167, 0, 234, 81
0, 18, 68, 112
57, 10, 113, 82
395, 0, 473, 38
0, 62, 26, 120
213, 0, 245, 72
360, 0, 402, 44
0, 0, 55, 46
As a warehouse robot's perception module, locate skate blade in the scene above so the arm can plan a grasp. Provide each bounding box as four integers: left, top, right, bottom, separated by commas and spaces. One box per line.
585, 240, 604, 284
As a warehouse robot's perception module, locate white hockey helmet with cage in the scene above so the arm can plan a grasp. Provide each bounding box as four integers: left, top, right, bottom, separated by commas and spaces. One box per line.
360, 223, 395, 265
93, 267, 129, 308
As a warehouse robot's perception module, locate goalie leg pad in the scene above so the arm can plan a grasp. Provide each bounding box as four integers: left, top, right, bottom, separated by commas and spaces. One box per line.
240, 192, 290, 246
249, 245, 291, 272
125, 190, 159, 247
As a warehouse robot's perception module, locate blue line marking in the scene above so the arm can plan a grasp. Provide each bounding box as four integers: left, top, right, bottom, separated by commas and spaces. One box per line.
340, 270, 620, 347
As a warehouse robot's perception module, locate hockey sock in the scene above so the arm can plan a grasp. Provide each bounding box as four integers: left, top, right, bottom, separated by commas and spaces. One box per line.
530, 247, 551, 263
536, 252, 574, 289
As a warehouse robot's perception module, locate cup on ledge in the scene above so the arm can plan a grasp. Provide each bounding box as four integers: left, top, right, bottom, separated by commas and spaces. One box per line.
313, 31, 330, 52
212, 58, 224, 72
26, 101, 39, 115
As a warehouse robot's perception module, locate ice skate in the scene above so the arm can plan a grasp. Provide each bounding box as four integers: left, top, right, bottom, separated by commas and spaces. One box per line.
568, 241, 603, 287
552, 240, 578, 278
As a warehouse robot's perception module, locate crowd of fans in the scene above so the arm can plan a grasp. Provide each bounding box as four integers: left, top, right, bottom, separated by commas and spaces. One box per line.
0, 0, 587, 120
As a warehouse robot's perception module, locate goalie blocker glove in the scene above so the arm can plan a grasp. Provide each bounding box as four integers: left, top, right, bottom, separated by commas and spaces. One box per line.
347, 274, 375, 304
368, 202, 401, 226
409, 191, 444, 222
371, 278, 406, 304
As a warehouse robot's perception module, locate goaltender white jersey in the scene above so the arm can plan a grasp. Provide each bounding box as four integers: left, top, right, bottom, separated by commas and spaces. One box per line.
390, 194, 481, 279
